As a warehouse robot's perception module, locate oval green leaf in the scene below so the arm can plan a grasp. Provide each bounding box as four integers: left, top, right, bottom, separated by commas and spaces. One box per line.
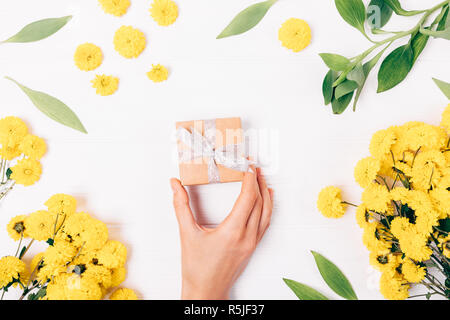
283, 278, 329, 300
2, 16, 72, 43
367, 0, 393, 29
319, 53, 351, 72
437, 5, 449, 31
377, 44, 413, 93
335, 0, 366, 34
331, 91, 354, 114
217, 0, 276, 39
5, 77, 87, 134
322, 70, 338, 105
335, 80, 359, 99
411, 30, 429, 63
433, 78, 450, 99
311, 251, 358, 300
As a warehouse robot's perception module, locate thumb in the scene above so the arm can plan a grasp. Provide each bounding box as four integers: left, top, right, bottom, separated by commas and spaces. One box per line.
170, 178, 197, 232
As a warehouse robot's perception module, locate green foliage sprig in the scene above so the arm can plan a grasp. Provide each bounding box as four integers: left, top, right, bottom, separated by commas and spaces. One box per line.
283, 251, 358, 300
322, 0, 450, 114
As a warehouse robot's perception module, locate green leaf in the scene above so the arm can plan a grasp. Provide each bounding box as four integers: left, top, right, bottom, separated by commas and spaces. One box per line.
5, 77, 87, 134
383, 0, 423, 16
28, 286, 47, 300
377, 44, 413, 93
335, 0, 366, 34
216, 0, 277, 39
319, 53, 351, 72
335, 80, 359, 99
433, 78, 450, 99
322, 70, 337, 105
5, 168, 12, 180
419, 26, 450, 40
438, 218, 450, 233
331, 91, 354, 114
283, 278, 329, 300
2, 16, 72, 43
367, 0, 393, 29
46, 238, 54, 246
410, 31, 429, 63
437, 6, 449, 31
18, 246, 27, 259
347, 64, 365, 86
311, 251, 358, 300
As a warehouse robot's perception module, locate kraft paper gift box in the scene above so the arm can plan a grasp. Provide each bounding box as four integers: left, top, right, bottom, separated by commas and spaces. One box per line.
175, 117, 249, 186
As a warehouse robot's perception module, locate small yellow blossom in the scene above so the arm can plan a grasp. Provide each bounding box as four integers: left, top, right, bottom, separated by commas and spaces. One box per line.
361, 183, 390, 213
95, 240, 127, 269
74, 43, 103, 71
6, 215, 28, 241
150, 0, 179, 26
98, 0, 130, 17
110, 267, 126, 287
0, 116, 28, 147
278, 18, 311, 53
25, 210, 55, 241
369, 128, 397, 160
0, 144, 21, 161
10, 158, 42, 186
317, 186, 346, 218
19, 134, 46, 159
402, 259, 426, 283
354, 157, 381, 188
379, 271, 409, 300
91, 75, 119, 96
0, 256, 26, 288
114, 26, 146, 59
147, 64, 169, 83
110, 288, 138, 300
45, 193, 77, 216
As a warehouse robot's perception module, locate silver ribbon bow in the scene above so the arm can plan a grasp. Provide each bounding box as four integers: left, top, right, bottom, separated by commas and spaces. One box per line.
176, 119, 252, 183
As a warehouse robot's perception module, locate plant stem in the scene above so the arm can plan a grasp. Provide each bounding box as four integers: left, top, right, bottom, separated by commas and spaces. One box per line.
14, 233, 23, 257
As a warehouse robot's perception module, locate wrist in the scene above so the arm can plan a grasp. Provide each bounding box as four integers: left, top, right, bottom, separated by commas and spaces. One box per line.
182, 281, 229, 300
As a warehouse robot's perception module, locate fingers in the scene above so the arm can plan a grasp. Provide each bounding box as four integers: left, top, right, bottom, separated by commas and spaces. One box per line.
255, 169, 273, 242
225, 167, 260, 227
170, 178, 197, 233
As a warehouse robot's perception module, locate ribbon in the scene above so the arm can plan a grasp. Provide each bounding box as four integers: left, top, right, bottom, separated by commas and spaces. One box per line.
176, 119, 252, 183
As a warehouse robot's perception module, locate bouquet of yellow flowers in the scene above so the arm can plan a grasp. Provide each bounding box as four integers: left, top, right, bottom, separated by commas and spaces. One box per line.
0, 194, 137, 300
0, 116, 46, 201
318, 104, 450, 300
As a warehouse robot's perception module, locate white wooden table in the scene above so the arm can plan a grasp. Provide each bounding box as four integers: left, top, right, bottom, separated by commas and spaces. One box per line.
0, 0, 449, 300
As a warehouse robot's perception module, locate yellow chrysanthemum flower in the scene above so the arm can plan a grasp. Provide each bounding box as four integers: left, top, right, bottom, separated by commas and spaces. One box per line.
369, 251, 401, 273
114, 26, 146, 59
370, 128, 397, 160
361, 183, 390, 213
401, 259, 426, 283
404, 123, 447, 152
354, 157, 381, 188
278, 18, 312, 53
98, 0, 130, 17
441, 104, 450, 133
110, 288, 138, 300
45, 193, 77, 216
65, 276, 103, 300
63, 212, 108, 251
91, 75, 119, 96
30, 252, 45, 274
317, 186, 346, 218
150, 0, 179, 26
147, 64, 169, 83
0, 256, 26, 288
430, 188, 450, 219
0, 144, 21, 161
7, 215, 28, 241
19, 134, 46, 160
95, 240, 127, 269
362, 222, 390, 252
355, 204, 374, 229
25, 210, 56, 241
0, 116, 28, 147
379, 271, 409, 300
82, 264, 112, 289
10, 158, 42, 186
74, 43, 103, 71
110, 267, 126, 287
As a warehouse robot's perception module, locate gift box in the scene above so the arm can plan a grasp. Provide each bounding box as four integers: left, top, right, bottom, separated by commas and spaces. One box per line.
175, 117, 250, 186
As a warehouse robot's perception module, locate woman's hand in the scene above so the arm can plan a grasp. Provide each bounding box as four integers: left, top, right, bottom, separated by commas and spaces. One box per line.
170, 168, 273, 300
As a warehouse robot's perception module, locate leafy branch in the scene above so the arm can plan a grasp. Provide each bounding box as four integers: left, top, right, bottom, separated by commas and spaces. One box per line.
321, 0, 450, 114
